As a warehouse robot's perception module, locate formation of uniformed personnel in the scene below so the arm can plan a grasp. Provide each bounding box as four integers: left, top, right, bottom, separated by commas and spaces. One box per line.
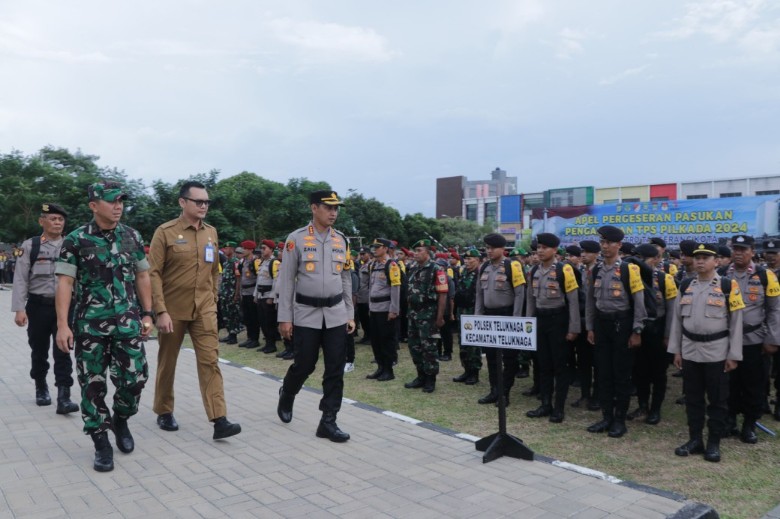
668, 242, 744, 462
404, 239, 448, 393
218, 241, 241, 344
525, 233, 580, 423
54, 180, 153, 473
585, 225, 647, 438
237, 240, 261, 349
452, 248, 482, 385
254, 239, 281, 354
627, 244, 677, 425
722, 235, 780, 443
476, 233, 525, 406
276, 190, 355, 442
148, 180, 241, 440
365, 238, 401, 382
11, 203, 79, 414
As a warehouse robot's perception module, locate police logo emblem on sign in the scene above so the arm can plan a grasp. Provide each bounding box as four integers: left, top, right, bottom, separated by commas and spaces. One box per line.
525, 321, 533, 333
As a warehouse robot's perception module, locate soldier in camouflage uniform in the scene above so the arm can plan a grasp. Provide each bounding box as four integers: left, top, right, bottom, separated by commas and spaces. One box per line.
452, 248, 482, 384
404, 239, 448, 393
219, 241, 241, 344
55, 181, 153, 473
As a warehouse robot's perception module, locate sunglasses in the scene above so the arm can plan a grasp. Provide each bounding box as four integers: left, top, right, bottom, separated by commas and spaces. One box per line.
183, 197, 212, 207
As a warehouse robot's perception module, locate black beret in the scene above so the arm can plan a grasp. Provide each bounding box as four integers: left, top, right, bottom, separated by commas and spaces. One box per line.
649, 237, 667, 248
529, 240, 537, 251
731, 235, 754, 248
692, 243, 718, 256
679, 240, 697, 256
635, 244, 659, 258
565, 245, 582, 257
483, 233, 507, 248
41, 203, 67, 218
764, 240, 780, 253
579, 240, 600, 253
309, 190, 345, 206
668, 250, 681, 259
359, 247, 370, 254
598, 225, 624, 242
536, 233, 560, 248
620, 243, 635, 255
717, 245, 731, 258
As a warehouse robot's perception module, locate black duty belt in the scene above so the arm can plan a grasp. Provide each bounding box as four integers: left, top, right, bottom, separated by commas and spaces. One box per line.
536, 306, 567, 317
28, 293, 55, 306
257, 285, 273, 293
596, 309, 632, 321
370, 295, 391, 303
295, 293, 342, 308
682, 326, 729, 342
743, 322, 763, 334
241, 283, 256, 288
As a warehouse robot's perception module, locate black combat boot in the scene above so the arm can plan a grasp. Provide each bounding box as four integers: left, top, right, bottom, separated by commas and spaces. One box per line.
316, 412, 350, 442
377, 366, 395, 382
549, 407, 565, 423
774, 402, 780, 422
452, 371, 470, 383
464, 370, 479, 385
422, 374, 436, 393
587, 409, 613, 433
35, 379, 51, 406
608, 409, 628, 438
277, 386, 295, 423
740, 421, 758, 444
213, 417, 241, 439
112, 415, 134, 453
404, 369, 426, 389
478, 387, 498, 404
526, 398, 553, 418
56, 386, 79, 415
225, 333, 238, 345
626, 404, 648, 421
704, 436, 721, 462
366, 366, 383, 379
725, 414, 740, 437
91, 431, 114, 472
674, 437, 704, 457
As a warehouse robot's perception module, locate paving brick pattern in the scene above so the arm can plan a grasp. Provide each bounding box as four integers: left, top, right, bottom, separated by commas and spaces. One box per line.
0, 289, 699, 518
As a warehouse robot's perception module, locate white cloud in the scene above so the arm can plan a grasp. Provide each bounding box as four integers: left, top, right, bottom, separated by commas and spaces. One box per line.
739, 21, 780, 54
267, 18, 396, 63
659, 0, 765, 41
556, 28, 587, 60
0, 21, 109, 63
599, 65, 650, 86
494, 0, 545, 33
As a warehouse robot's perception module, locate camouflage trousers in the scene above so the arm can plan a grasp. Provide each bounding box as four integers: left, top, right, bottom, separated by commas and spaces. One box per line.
75, 334, 148, 435
407, 307, 439, 376
219, 295, 241, 334
456, 309, 482, 371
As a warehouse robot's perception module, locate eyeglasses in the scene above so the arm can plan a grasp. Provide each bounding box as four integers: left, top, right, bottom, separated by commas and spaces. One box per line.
183, 197, 212, 207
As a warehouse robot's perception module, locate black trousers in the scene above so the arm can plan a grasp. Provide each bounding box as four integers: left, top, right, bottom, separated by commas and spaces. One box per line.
258, 298, 279, 344
26, 298, 74, 387
370, 312, 395, 369
483, 306, 519, 393
283, 324, 347, 413
536, 311, 570, 410
635, 319, 667, 411
729, 343, 767, 423
357, 303, 371, 339
683, 359, 729, 439
437, 316, 454, 356
240, 295, 260, 340
594, 313, 635, 416
574, 327, 596, 400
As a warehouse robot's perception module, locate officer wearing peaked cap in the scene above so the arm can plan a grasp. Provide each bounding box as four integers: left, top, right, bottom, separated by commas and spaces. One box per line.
723, 234, 780, 443
12, 203, 80, 414
276, 190, 355, 442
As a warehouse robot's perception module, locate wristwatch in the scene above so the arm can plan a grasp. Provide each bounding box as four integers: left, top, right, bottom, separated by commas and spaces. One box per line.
140, 311, 155, 320
633, 327, 643, 335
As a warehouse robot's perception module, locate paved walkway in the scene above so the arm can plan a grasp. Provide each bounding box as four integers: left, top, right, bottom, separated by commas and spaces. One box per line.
0, 288, 708, 518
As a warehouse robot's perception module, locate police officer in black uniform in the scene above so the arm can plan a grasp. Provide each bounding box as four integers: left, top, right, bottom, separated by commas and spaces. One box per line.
11, 203, 79, 414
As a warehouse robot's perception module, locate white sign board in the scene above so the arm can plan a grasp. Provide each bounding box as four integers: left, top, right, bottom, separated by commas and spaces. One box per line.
459, 315, 537, 351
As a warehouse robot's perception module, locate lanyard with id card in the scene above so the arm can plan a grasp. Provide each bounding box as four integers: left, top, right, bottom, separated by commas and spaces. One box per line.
205, 241, 215, 263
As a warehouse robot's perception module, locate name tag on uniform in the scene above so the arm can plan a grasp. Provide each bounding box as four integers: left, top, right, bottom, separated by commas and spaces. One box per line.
205, 244, 215, 263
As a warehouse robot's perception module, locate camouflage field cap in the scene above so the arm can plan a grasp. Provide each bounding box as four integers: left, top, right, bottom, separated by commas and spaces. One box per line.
88, 181, 128, 202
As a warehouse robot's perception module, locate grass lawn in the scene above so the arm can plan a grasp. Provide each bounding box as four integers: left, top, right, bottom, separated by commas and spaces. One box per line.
211, 332, 780, 519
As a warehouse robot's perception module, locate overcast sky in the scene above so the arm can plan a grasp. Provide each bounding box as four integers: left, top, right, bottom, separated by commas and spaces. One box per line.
1, 1, 779, 216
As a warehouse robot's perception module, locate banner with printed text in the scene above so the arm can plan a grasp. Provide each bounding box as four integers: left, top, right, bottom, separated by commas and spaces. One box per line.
459, 315, 537, 351
530, 195, 780, 246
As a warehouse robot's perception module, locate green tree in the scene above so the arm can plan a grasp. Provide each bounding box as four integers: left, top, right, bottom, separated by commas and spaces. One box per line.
438, 218, 495, 249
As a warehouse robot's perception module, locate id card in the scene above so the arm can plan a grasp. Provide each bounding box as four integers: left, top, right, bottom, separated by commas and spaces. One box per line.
205, 244, 215, 263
